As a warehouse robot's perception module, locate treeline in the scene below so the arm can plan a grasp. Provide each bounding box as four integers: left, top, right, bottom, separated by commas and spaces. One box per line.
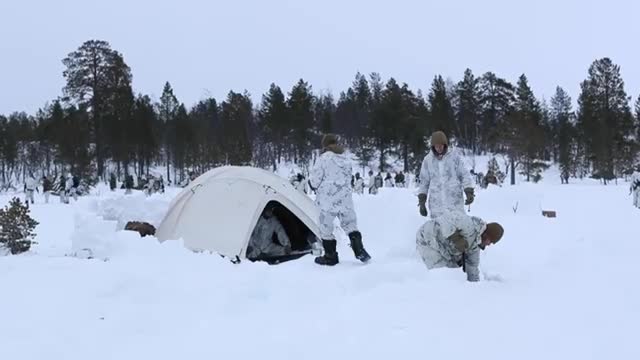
0, 39, 638, 187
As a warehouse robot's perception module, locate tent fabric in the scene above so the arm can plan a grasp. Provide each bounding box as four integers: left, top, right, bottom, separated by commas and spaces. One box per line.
156, 166, 320, 260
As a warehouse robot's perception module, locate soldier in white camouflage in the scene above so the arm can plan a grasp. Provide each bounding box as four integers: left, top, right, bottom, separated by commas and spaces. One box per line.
246, 204, 292, 261
630, 168, 640, 208
309, 134, 371, 265
416, 211, 504, 282
417, 131, 475, 218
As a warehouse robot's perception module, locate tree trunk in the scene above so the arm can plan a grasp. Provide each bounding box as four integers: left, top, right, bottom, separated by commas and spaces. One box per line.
403, 142, 409, 172
510, 158, 516, 185
378, 142, 384, 172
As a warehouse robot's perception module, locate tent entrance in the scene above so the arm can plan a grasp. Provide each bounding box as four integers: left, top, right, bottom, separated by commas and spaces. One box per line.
246, 200, 318, 264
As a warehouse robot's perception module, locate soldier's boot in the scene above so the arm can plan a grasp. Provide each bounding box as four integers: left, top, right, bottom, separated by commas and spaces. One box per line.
348, 231, 371, 263
314, 239, 339, 266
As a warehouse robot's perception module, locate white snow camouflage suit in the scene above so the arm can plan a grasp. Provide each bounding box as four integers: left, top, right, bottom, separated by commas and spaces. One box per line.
631, 171, 640, 208
418, 148, 474, 218
416, 211, 486, 282
24, 176, 38, 203
246, 215, 291, 259
310, 150, 358, 239
353, 177, 364, 194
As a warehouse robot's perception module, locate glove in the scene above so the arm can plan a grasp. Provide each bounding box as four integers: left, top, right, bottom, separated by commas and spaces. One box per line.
447, 230, 469, 253
464, 187, 474, 205
418, 193, 427, 217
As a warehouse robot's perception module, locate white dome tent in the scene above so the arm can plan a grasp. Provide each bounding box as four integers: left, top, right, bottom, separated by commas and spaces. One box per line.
156, 166, 321, 263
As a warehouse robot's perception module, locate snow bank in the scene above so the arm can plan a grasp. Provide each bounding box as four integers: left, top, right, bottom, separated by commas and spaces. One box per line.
1, 174, 640, 360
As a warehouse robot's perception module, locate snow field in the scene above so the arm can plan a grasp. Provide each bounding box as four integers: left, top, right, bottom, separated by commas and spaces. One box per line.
1, 177, 639, 360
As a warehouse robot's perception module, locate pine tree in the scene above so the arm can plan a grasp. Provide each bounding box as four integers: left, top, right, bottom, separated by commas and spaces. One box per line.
259, 84, 289, 166
428, 75, 455, 137
539, 99, 553, 161
189, 98, 219, 171
577, 58, 634, 183
353, 72, 372, 143
287, 79, 314, 166
172, 104, 191, 181
371, 78, 402, 170
220, 91, 253, 165
104, 53, 134, 178
454, 69, 481, 153
62, 40, 129, 178
397, 84, 425, 172
314, 93, 336, 134
132, 95, 159, 175
478, 72, 515, 152
510, 74, 545, 183
0, 197, 39, 255
158, 82, 180, 182
550, 87, 576, 183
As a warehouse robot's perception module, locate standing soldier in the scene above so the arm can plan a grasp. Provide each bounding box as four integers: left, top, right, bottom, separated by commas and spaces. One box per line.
353, 173, 365, 194
310, 134, 371, 265
42, 175, 52, 204
631, 167, 640, 208
417, 131, 475, 218
59, 175, 67, 204
109, 173, 117, 191
125, 174, 134, 195
71, 174, 80, 201
384, 172, 394, 187
65, 175, 75, 202
24, 173, 38, 204
395, 171, 406, 188
368, 170, 378, 195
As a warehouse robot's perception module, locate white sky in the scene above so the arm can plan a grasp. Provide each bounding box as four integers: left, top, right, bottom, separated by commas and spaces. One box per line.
1, 0, 639, 114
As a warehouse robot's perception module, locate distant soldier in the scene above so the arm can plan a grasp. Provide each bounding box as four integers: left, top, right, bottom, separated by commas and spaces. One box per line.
395, 171, 406, 188
42, 176, 52, 203
384, 172, 394, 187
59, 175, 68, 204
631, 168, 640, 208
109, 173, 117, 191
368, 170, 378, 195
24, 173, 38, 204
353, 173, 365, 194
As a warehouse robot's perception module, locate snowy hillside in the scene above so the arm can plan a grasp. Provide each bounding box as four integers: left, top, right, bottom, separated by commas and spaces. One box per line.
1, 177, 639, 360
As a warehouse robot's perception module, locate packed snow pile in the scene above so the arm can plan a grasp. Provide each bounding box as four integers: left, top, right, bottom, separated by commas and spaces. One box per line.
1, 175, 639, 360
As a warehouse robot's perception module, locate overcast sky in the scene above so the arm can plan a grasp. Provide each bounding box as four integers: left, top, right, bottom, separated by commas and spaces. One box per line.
1, 0, 639, 114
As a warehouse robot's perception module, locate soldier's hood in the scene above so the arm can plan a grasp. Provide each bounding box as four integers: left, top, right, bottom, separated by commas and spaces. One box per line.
429, 146, 457, 160
324, 143, 345, 154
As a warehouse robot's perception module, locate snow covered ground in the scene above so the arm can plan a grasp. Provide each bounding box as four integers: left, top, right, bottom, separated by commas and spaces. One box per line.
1, 175, 639, 360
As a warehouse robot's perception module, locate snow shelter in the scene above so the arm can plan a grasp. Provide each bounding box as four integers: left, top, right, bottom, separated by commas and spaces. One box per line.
156, 166, 321, 263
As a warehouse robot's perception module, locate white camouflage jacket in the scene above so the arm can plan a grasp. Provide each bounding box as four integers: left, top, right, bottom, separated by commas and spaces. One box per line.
418, 148, 474, 218
309, 150, 354, 213
416, 211, 486, 281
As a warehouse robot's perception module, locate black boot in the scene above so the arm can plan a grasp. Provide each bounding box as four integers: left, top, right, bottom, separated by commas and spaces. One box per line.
315, 239, 339, 266
348, 231, 371, 262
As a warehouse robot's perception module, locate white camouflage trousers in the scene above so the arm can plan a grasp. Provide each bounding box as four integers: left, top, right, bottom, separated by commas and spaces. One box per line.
319, 205, 358, 239
25, 190, 34, 204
